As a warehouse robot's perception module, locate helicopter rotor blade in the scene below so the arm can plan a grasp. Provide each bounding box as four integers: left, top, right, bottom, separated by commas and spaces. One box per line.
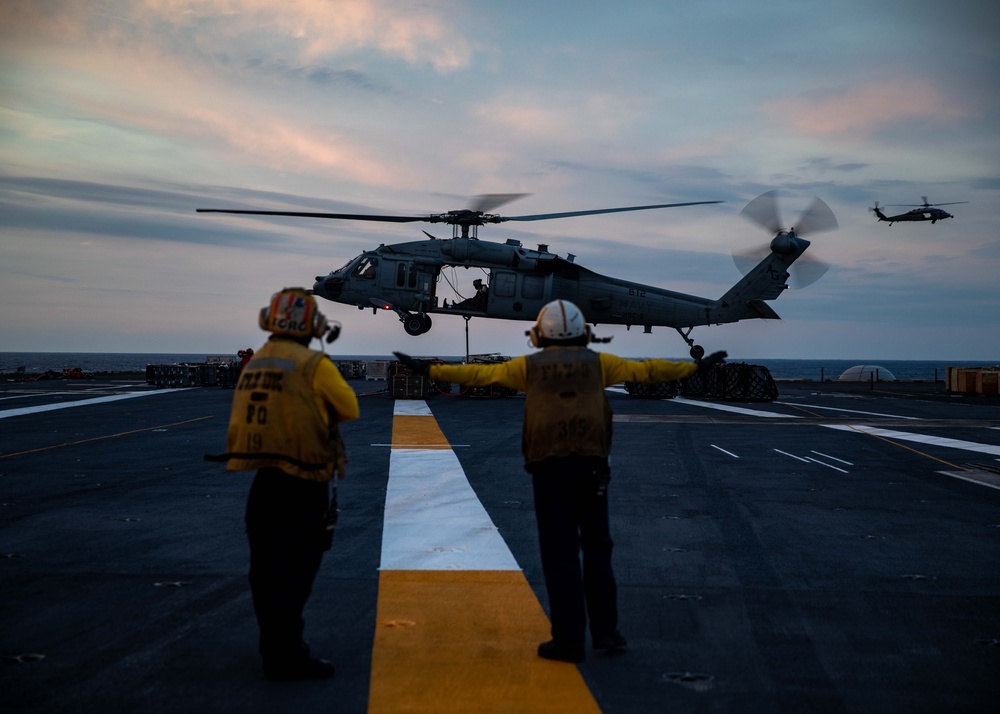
503, 200, 723, 222
885, 199, 968, 207
469, 193, 531, 214
793, 196, 838, 236
199, 198, 723, 226
739, 190, 783, 235
732, 244, 771, 275
195, 209, 423, 223
790, 254, 831, 289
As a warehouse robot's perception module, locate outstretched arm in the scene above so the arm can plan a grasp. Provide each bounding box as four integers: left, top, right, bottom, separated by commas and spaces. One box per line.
599, 352, 709, 386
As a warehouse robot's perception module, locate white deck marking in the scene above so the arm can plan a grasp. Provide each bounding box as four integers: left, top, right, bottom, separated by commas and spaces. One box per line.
394, 401, 433, 416
381, 403, 521, 570
805, 456, 849, 473
823, 425, 1000, 457
0, 389, 186, 419
774, 449, 810, 463
811, 450, 853, 466
669, 399, 1000, 459
776, 402, 920, 419
937, 471, 1000, 492
711, 444, 740, 458
674, 397, 795, 418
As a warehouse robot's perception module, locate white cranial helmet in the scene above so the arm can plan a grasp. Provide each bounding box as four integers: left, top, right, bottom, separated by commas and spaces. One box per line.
530, 300, 590, 345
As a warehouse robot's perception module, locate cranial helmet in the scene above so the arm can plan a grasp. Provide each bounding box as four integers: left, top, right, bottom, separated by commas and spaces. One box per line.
528, 299, 591, 347
259, 287, 338, 341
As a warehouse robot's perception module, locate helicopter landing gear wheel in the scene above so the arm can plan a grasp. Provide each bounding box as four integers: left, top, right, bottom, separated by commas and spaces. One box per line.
403, 313, 432, 336
675, 327, 704, 360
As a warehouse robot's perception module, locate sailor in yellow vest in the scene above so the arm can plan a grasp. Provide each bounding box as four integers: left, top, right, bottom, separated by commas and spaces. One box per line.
395, 299, 725, 663
223, 288, 359, 680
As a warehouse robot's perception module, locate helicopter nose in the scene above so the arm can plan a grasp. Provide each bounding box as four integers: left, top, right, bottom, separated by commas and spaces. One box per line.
313, 275, 344, 299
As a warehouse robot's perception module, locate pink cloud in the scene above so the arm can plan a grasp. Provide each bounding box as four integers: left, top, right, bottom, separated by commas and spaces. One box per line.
764, 79, 970, 136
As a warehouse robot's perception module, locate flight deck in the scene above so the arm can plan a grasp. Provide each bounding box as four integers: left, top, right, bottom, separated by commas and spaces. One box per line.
2, 376, 999, 713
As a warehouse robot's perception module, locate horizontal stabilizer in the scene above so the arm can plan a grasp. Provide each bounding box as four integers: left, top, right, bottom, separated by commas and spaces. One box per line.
747, 299, 780, 320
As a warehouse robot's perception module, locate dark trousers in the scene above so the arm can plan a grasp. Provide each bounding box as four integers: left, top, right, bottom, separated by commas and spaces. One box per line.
530, 458, 618, 650
245, 468, 329, 665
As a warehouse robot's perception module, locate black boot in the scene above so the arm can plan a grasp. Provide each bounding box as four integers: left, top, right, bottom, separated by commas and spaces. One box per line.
537, 640, 586, 663
593, 631, 627, 652
263, 656, 336, 680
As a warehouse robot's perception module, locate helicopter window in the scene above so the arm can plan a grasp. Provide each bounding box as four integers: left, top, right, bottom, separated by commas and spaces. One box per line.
522, 275, 544, 300
493, 272, 517, 298
396, 263, 405, 286
353, 257, 378, 279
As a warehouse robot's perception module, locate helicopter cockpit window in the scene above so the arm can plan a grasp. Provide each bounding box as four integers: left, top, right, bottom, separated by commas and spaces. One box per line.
353, 257, 378, 279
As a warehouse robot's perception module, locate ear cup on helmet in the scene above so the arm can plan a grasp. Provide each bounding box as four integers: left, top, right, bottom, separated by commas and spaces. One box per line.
312, 312, 329, 338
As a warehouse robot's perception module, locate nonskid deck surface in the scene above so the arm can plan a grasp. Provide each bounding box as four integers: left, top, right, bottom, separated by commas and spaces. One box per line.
2, 378, 999, 713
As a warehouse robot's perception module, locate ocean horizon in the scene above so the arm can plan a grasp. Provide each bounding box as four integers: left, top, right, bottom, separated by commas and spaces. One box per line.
1, 351, 995, 382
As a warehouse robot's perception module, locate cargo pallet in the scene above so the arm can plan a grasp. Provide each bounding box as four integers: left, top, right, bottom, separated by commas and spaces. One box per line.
625, 362, 778, 402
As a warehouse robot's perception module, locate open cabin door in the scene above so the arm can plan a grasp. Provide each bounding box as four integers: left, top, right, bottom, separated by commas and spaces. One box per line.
389, 259, 438, 311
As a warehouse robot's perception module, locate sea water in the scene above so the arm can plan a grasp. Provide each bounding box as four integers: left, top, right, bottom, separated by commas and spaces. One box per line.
1, 352, 993, 382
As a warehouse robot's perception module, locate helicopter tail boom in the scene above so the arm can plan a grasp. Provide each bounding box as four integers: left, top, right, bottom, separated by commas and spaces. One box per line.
715, 232, 812, 322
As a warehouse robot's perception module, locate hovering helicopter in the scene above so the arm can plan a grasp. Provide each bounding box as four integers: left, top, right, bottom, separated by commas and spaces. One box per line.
198, 191, 836, 358
870, 197, 968, 225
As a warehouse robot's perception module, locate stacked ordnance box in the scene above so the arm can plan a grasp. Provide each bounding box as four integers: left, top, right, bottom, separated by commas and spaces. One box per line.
387, 359, 432, 399
146, 360, 241, 388
947, 366, 999, 396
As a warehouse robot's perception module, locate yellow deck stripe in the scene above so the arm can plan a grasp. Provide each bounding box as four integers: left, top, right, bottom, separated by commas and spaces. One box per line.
391, 414, 451, 449
369, 401, 600, 713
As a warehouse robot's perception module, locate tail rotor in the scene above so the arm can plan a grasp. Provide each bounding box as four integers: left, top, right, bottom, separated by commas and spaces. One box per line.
733, 190, 836, 289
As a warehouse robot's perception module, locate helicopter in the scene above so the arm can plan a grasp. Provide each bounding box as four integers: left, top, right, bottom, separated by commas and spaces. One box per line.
870, 197, 968, 225
198, 190, 836, 359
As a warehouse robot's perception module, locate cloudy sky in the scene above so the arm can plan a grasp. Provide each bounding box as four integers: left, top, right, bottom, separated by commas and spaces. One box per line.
1, 0, 997, 361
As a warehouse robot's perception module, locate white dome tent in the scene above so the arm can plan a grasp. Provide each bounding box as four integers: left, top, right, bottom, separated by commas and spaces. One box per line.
838, 364, 897, 382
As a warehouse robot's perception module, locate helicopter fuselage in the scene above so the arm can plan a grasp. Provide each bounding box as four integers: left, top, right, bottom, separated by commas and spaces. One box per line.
313, 233, 803, 338
878, 208, 952, 224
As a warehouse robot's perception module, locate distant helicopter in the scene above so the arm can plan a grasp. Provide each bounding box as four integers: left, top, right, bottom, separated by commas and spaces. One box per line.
198, 190, 836, 358
870, 197, 968, 225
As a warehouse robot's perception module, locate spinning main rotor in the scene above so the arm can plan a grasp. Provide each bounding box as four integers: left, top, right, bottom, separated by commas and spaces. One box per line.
198, 194, 724, 239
